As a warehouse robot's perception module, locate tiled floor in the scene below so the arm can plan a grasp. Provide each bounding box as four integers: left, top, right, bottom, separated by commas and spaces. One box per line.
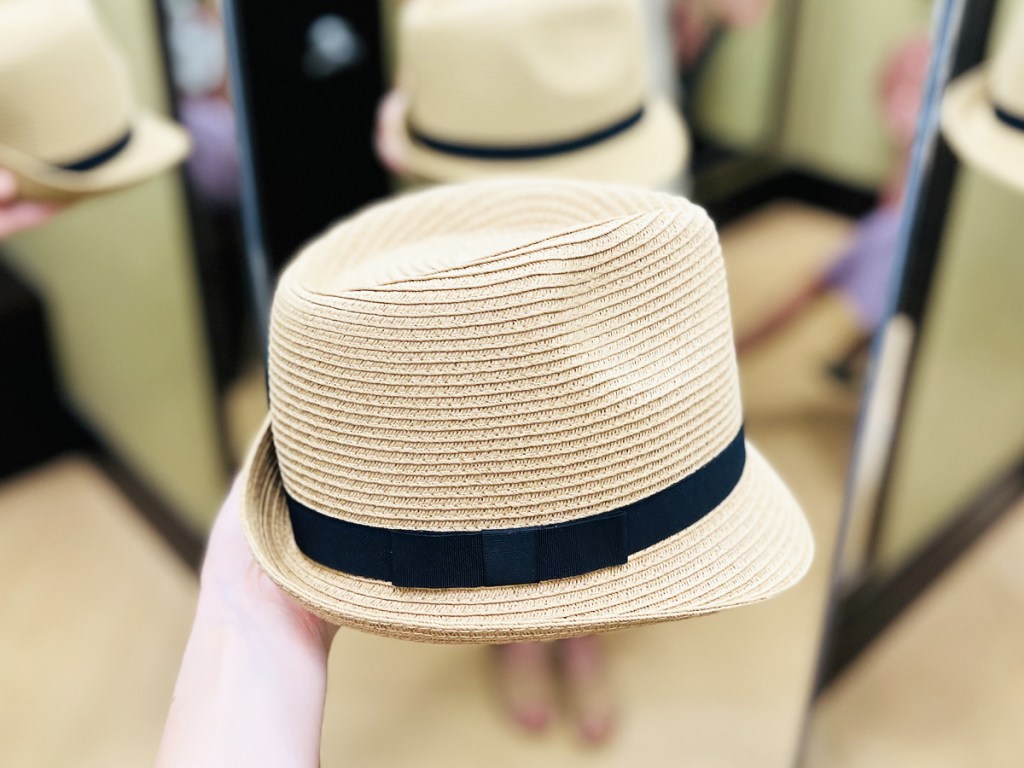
805, 493, 1024, 768
0, 427, 843, 768
0, 458, 196, 768
6, 460, 1024, 766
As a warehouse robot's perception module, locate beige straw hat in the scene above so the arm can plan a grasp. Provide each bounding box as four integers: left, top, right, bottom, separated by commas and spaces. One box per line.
242, 179, 812, 643
941, 6, 1024, 192
0, 0, 190, 202
393, 0, 689, 189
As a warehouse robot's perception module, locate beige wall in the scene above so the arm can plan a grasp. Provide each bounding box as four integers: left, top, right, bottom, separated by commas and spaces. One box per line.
849, 0, 1024, 576
2, 0, 227, 531
876, 171, 1024, 573
691, 1, 788, 152
692, 0, 932, 186
781, 0, 932, 187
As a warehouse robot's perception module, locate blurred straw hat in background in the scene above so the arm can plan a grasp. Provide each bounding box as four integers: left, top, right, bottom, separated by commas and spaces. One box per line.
393, 0, 689, 189
941, 6, 1024, 193
0, 0, 189, 202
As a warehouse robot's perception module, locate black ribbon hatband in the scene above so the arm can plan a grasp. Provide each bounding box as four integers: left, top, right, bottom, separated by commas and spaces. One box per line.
285, 427, 746, 589
409, 107, 645, 161
995, 105, 1024, 132
58, 130, 132, 172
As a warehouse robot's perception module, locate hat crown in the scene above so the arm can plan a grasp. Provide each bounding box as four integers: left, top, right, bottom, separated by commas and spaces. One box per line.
0, 0, 133, 165
400, 0, 647, 146
990, 6, 1024, 117
267, 180, 743, 534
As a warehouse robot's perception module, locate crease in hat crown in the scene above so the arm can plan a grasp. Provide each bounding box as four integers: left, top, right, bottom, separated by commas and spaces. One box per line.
395, 0, 688, 186
0, 0, 190, 200
244, 178, 813, 642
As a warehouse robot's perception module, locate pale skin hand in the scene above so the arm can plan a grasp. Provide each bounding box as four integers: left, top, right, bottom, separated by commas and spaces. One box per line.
156, 477, 337, 768
375, 88, 410, 178
0, 169, 62, 239
158, 477, 615, 764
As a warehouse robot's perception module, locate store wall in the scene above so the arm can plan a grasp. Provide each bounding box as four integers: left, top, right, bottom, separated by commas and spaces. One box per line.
691, 1, 788, 151
2, 0, 227, 531
692, 0, 932, 185
852, 0, 1024, 577
876, 169, 1024, 573
781, 0, 932, 187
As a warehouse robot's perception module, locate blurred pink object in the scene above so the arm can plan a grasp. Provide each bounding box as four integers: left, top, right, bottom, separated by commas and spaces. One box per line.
881, 33, 932, 149
0, 168, 61, 239
712, 0, 775, 27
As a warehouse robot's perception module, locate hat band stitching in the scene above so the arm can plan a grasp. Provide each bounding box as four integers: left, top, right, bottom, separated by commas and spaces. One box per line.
57, 130, 133, 172
283, 426, 745, 588
994, 105, 1024, 132
408, 107, 645, 161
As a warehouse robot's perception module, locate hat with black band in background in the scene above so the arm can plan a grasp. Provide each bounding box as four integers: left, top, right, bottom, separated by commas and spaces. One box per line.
941, 5, 1024, 193
0, 0, 190, 203
392, 0, 689, 189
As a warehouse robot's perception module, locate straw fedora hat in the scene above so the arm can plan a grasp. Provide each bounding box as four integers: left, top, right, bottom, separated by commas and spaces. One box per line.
393, 0, 689, 189
241, 178, 812, 643
941, 6, 1024, 192
0, 0, 190, 202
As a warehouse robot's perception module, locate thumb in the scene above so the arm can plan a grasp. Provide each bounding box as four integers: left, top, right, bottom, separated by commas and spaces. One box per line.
0, 169, 18, 206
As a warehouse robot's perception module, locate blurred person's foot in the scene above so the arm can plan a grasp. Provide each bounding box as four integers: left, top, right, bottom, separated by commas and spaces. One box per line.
492, 641, 557, 733
558, 635, 616, 744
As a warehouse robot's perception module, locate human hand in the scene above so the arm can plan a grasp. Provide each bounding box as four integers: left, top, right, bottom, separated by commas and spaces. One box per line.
493, 636, 616, 744
199, 474, 337, 652
0, 168, 63, 239
672, 1, 716, 72
374, 88, 411, 177
880, 33, 931, 149
157, 476, 336, 768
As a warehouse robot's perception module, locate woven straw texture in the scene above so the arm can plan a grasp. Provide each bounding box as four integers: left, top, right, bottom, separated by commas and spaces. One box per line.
941, 7, 1024, 192
394, 0, 688, 186
0, 0, 188, 201
242, 179, 813, 643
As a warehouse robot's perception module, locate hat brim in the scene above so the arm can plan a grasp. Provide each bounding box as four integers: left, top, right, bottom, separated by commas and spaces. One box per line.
241, 418, 813, 643
941, 68, 1024, 193
397, 97, 690, 190
0, 112, 190, 203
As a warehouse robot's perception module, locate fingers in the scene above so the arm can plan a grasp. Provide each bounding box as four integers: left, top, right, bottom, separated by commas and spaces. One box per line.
0, 201, 62, 240
0, 168, 17, 204
374, 89, 410, 176
491, 642, 557, 733
0, 168, 63, 239
557, 635, 617, 745
672, 2, 713, 71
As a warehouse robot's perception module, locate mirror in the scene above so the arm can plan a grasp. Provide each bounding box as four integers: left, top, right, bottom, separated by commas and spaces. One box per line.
11, 0, 1019, 764
807, 0, 1024, 760
211, 1, 938, 766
